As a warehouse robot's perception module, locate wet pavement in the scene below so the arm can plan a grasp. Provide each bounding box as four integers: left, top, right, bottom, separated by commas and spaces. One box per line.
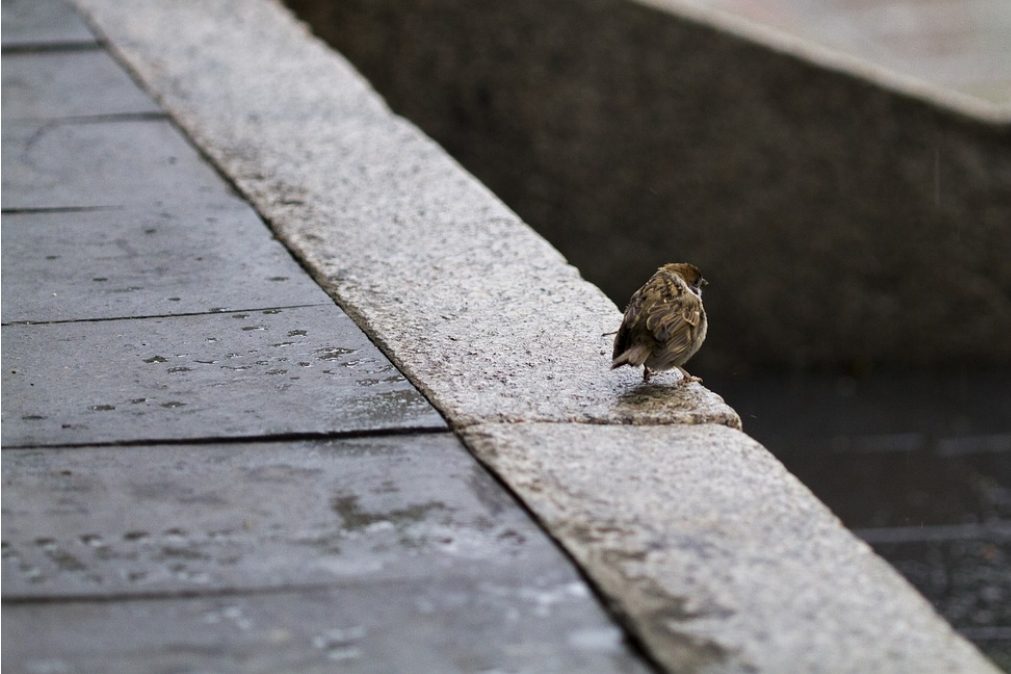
0, 2, 653, 672
706, 368, 1011, 669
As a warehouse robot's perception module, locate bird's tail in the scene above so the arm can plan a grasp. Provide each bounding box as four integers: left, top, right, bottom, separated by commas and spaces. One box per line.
611, 344, 650, 370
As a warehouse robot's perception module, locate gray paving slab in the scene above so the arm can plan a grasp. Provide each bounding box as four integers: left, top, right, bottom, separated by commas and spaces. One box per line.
463, 422, 1000, 674
2, 49, 160, 121
1, 0, 96, 49
3, 578, 651, 674
1, 119, 237, 210
2, 306, 446, 447
2, 434, 564, 597
1, 206, 331, 323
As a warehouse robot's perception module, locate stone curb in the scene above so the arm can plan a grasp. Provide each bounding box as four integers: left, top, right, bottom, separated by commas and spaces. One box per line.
71, 1, 999, 671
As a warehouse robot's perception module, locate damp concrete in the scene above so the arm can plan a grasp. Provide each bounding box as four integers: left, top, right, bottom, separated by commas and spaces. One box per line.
2, 306, 444, 447
2, 48, 160, 121
1, 0, 97, 49
5, 581, 649, 674
3, 435, 582, 598
1, 205, 330, 323
1, 119, 238, 210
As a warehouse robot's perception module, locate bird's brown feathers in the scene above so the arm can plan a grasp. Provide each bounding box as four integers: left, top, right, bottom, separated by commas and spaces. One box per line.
611, 263, 708, 374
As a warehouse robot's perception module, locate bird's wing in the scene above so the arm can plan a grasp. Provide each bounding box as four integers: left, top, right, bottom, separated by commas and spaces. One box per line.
644, 273, 702, 353
611, 285, 647, 360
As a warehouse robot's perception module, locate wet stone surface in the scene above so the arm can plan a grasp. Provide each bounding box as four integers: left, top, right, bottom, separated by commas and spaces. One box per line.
1, 0, 97, 48
1, 435, 566, 597
1, 119, 238, 210
2, 49, 161, 121
3, 578, 650, 674
2, 206, 330, 323
2, 306, 445, 446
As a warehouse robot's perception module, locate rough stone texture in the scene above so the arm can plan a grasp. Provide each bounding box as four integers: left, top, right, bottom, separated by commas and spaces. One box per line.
2, 306, 445, 447
2, 435, 575, 597
2, 119, 237, 210
462, 422, 1000, 674
71, 0, 739, 429
3, 582, 651, 674
1, 0, 96, 48
2, 50, 160, 121
287, 0, 1011, 372
2, 206, 330, 323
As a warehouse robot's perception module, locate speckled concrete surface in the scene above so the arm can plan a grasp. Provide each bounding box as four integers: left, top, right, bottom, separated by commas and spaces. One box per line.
67, 1, 998, 671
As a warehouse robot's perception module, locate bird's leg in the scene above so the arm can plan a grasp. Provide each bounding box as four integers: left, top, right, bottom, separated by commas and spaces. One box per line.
642, 367, 653, 383
677, 366, 702, 385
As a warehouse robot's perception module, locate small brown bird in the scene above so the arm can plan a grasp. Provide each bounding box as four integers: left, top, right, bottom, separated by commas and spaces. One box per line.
611, 262, 708, 384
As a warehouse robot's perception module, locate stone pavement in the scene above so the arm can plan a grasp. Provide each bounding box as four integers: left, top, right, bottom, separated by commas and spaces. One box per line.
0, 2, 654, 672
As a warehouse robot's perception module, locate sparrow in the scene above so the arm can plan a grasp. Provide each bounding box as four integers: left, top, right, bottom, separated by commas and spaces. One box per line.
611, 262, 708, 384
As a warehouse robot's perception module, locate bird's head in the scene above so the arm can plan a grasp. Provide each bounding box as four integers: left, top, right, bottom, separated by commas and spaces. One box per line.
661, 262, 707, 295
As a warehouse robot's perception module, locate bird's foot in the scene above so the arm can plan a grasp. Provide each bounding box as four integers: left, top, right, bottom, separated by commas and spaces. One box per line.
642, 367, 653, 384
677, 367, 702, 385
